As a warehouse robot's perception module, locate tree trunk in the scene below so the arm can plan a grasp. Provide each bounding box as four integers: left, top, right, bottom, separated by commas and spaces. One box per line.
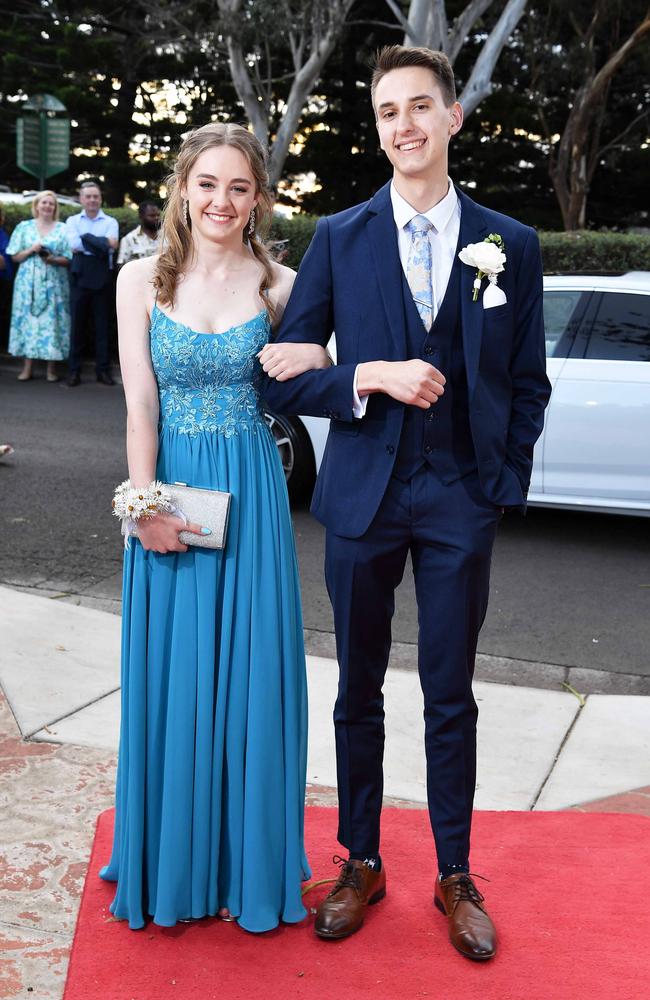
217, 0, 355, 186
548, 9, 650, 230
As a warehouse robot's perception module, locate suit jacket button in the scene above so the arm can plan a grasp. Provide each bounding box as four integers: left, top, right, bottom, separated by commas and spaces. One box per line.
424, 444, 433, 454
424, 345, 433, 355
386, 444, 395, 454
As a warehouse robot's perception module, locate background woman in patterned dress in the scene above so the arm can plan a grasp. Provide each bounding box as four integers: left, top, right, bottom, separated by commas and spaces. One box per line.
7, 191, 72, 382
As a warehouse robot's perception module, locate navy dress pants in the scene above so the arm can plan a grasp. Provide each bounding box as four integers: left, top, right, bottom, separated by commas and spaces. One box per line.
325, 467, 501, 870
68, 281, 111, 376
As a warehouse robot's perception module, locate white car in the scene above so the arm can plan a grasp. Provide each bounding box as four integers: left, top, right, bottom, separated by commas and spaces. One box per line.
264, 271, 650, 516
0, 190, 80, 206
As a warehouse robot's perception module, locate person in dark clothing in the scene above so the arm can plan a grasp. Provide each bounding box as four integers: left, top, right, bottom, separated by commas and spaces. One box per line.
65, 181, 119, 386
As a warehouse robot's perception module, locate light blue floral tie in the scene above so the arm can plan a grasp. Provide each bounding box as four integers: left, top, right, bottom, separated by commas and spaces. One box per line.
405, 215, 434, 331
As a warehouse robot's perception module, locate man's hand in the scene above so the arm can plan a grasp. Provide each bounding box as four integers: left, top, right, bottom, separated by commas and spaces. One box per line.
356, 360, 445, 409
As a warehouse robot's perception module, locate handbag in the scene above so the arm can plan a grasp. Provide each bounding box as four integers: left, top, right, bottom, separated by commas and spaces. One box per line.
133, 481, 232, 550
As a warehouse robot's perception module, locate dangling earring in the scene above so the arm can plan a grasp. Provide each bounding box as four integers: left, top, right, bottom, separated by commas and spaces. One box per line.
184, 200, 190, 226
248, 208, 256, 236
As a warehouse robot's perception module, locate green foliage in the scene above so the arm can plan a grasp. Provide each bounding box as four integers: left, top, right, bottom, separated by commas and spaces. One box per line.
268, 214, 322, 271
0, 1, 238, 206
272, 215, 650, 274
1, 202, 138, 237
540, 231, 650, 274
271, 214, 650, 274
1, 0, 646, 229
5, 204, 647, 275
267, 214, 650, 273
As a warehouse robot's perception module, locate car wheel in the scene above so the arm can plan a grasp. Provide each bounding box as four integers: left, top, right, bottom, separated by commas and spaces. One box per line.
263, 410, 317, 502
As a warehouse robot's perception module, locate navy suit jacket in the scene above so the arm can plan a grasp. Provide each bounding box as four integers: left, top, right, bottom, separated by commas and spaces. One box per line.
70, 233, 111, 290
264, 183, 551, 538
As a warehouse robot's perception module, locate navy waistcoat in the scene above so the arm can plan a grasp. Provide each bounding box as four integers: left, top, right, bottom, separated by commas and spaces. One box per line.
393, 251, 477, 483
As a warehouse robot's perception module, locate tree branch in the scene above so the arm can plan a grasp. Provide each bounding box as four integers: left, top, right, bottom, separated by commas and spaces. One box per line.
268, 0, 355, 187
580, 13, 650, 121
458, 0, 528, 115
383, 0, 416, 39
448, 0, 494, 64
596, 107, 650, 161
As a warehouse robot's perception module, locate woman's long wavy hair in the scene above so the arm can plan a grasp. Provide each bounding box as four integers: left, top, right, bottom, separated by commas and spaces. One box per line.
154, 123, 276, 320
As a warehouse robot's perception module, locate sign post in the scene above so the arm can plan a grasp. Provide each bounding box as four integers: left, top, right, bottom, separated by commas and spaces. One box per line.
16, 94, 70, 190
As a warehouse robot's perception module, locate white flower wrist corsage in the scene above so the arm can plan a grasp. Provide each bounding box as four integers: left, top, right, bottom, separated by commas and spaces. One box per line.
112, 480, 174, 544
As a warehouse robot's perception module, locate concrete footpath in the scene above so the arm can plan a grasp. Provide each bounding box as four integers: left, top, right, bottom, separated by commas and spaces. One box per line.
1, 584, 650, 999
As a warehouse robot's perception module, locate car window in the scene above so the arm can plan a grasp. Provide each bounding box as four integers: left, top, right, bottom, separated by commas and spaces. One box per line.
542, 290, 586, 358
584, 292, 650, 362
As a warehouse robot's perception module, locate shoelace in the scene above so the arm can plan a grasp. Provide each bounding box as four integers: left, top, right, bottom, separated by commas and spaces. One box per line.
328, 854, 364, 896
449, 873, 489, 908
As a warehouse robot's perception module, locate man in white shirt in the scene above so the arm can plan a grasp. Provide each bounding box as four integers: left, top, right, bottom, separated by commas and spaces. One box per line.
65, 181, 119, 386
263, 45, 550, 960
117, 200, 161, 266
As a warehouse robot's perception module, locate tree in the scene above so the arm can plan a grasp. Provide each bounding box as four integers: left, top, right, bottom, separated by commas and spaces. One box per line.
383, 0, 529, 115
215, 0, 357, 188
0, 0, 237, 203
283, 0, 397, 214
529, 0, 650, 230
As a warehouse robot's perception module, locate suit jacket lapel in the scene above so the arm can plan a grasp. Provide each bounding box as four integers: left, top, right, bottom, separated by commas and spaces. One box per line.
456, 188, 489, 398
366, 183, 407, 356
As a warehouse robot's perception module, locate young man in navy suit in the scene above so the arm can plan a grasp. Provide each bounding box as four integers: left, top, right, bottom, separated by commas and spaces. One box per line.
262, 45, 550, 960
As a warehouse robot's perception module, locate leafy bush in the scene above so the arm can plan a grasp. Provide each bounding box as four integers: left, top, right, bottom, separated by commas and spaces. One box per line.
3, 201, 648, 274
0, 202, 138, 236
267, 214, 320, 271
269, 215, 650, 274
538, 230, 650, 273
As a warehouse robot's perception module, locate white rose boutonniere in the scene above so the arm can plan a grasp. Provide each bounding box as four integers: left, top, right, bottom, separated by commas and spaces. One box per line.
458, 234, 506, 302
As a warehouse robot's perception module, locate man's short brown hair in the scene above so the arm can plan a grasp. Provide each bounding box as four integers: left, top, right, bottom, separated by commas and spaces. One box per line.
371, 45, 456, 110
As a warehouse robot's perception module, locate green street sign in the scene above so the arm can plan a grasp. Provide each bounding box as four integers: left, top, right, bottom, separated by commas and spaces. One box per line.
16, 94, 70, 188
43, 118, 70, 173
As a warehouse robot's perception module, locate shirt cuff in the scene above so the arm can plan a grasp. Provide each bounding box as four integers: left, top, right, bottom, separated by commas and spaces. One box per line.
352, 364, 369, 419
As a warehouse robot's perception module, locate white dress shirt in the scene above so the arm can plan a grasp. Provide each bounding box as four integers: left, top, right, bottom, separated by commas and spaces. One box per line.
391, 179, 460, 316
65, 209, 119, 268
353, 179, 460, 417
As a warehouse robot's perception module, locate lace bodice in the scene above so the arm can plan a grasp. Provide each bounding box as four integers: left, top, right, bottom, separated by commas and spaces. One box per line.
150, 305, 270, 437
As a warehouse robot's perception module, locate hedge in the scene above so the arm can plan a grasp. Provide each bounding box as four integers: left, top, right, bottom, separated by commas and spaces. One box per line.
536, 230, 650, 274
0, 201, 138, 235
269, 216, 650, 274
3, 201, 649, 274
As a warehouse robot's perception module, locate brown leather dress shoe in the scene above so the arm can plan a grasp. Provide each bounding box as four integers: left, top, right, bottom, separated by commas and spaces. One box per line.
315, 856, 386, 940
434, 873, 497, 961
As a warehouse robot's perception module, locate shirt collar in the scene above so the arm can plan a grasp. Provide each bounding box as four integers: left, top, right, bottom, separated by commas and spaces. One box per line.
80, 208, 107, 221
390, 179, 458, 234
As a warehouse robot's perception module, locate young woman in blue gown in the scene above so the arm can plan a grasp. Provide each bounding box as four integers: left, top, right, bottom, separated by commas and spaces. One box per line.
101, 123, 330, 932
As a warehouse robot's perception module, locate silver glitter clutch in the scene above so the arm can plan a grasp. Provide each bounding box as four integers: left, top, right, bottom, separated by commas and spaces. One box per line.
132, 481, 232, 550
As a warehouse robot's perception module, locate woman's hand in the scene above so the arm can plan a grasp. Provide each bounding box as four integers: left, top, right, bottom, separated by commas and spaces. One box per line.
30, 242, 42, 256
135, 511, 208, 553
258, 342, 332, 381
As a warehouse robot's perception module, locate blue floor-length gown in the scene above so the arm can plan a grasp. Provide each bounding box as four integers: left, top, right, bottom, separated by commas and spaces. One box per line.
100, 305, 310, 932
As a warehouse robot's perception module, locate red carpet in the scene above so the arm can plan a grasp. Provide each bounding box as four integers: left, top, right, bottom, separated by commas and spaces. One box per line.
64, 807, 649, 1000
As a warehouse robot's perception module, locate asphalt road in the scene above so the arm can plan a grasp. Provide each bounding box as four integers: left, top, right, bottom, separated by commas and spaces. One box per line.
2, 365, 649, 681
